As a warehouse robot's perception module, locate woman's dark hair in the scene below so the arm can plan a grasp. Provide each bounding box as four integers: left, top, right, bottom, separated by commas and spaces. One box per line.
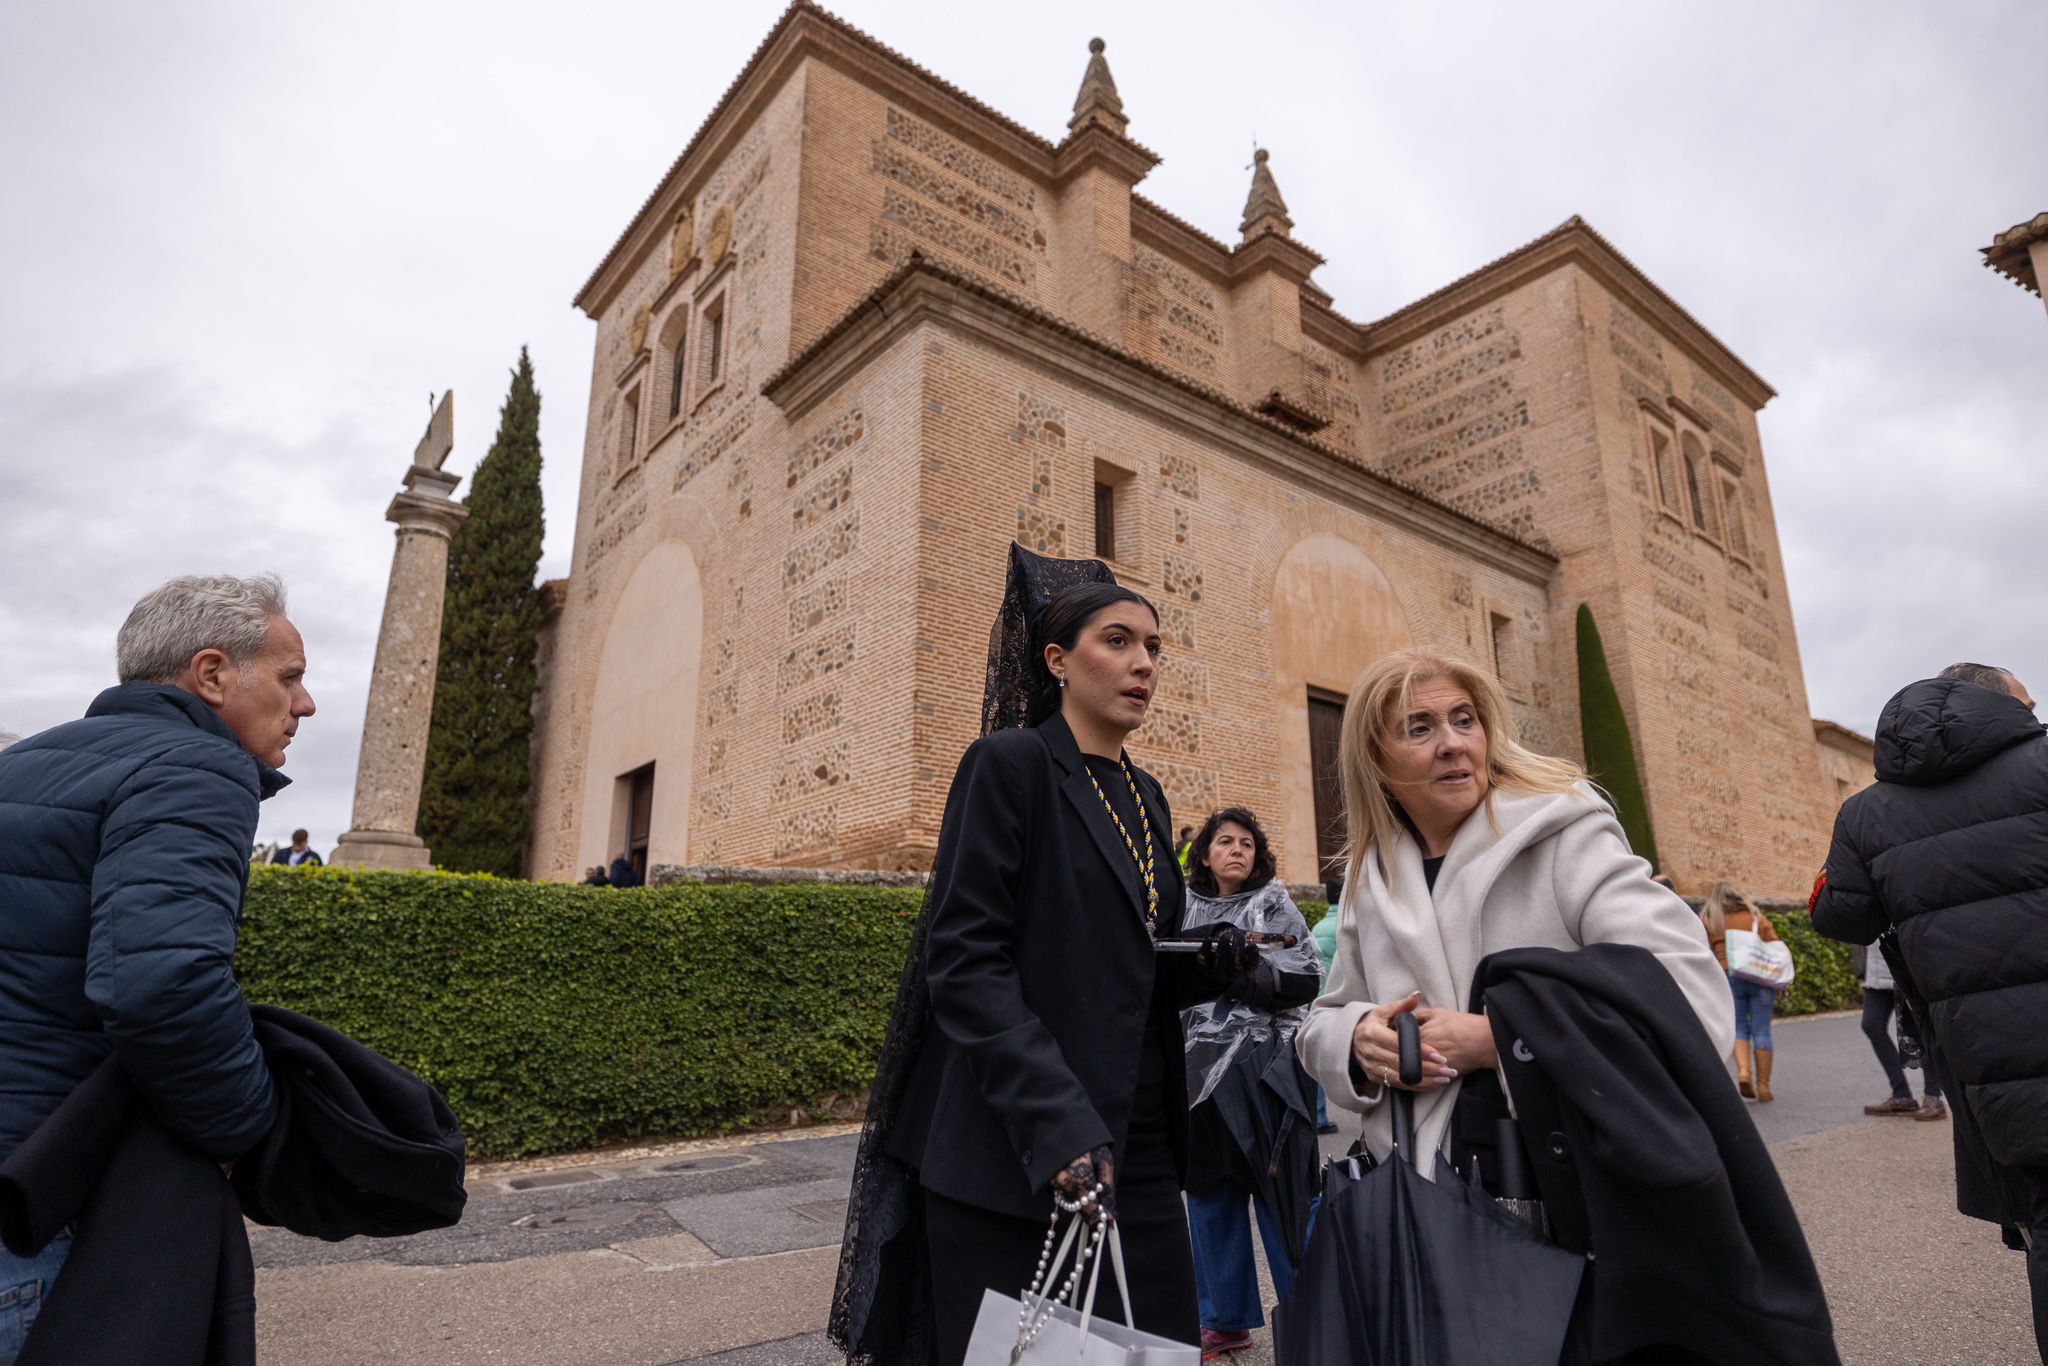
1186, 806, 1277, 897
1028, 581, 1159, 723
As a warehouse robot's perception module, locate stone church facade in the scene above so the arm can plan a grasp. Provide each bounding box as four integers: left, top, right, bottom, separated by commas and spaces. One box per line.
526, 3, 1836, 896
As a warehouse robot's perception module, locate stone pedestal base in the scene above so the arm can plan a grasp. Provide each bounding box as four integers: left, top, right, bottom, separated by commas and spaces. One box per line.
331, 829, 435, 871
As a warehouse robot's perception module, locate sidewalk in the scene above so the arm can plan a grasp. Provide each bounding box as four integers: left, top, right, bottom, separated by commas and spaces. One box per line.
252, 1014, 2037, 1364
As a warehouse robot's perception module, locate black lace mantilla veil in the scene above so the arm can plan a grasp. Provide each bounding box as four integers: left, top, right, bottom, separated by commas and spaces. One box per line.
828, 544, 1119, 1365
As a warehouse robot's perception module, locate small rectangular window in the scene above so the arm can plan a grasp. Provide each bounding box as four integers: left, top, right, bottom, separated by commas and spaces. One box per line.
1647, 425, 1678, 512
668, 329, 688, 419
1489, 611, 1512, 682
1094, 481, 1117, 561
700, 296, 726, 390
1720, 476, 1749, 558
616, 387, 641, 475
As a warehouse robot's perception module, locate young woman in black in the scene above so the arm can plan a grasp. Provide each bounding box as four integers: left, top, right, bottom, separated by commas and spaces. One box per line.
854, 578, 1249, 1364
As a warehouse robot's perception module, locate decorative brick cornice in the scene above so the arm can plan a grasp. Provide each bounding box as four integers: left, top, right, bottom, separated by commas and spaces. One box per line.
1228, 230, 1325, 285
1812, 718, 1874, 750
762, 257, 1557, 582
576, 2, 1070, 315
1131, 197, 1235, 270
1361, 216, 1777, 409
1051, 121, 1160, 187
1982, 211, 2047, 297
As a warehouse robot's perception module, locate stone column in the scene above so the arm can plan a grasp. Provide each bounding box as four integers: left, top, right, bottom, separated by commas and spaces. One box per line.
333, 393, 470, 870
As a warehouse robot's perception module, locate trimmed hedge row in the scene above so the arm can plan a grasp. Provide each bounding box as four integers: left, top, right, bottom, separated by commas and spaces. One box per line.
239, 867, 922, 1160
238, 874, 1861, 1161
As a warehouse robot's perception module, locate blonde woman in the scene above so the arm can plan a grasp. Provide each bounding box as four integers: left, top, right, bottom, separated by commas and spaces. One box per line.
1294, 648, 1733, 1177
1700, 882, 1783, 1101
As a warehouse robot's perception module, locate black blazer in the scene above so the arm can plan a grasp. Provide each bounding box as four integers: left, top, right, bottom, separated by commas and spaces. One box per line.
889, 713, 1214, 1221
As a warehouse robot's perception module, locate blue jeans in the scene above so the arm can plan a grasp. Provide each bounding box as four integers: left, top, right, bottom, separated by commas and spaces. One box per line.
1186, 1186, 1295, 1332
0, 1234, 69, 1365
1315, 1084, 1329, 1129
1730, 975, 1775, 1050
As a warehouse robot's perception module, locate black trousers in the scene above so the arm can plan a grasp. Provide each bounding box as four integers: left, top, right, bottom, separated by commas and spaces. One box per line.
1862, 989, 1941, 1100
924, 1121, 1198, 1365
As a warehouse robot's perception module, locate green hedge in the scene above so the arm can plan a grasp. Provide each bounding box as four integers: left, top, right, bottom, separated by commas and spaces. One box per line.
238, 867, 921, 1160
237, 874, 1863, 1162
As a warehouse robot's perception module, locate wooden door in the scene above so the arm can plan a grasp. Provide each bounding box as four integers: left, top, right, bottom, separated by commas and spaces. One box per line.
1307, 689, 1347, 884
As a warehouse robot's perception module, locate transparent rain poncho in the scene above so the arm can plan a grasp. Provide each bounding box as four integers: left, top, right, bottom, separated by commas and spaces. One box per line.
1181, 879, 1322, 1106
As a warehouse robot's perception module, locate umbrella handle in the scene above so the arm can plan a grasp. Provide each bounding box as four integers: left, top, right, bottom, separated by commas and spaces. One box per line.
1392, 1013, 1422, 1165
1396, 1011, 1422, 1087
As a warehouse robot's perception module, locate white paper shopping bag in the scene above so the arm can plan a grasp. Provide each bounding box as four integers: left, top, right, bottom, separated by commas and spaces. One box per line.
961, 1221, 1199, 1365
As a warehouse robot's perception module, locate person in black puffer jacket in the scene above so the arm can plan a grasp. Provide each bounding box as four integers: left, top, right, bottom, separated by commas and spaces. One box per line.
0, 573, 315, 1357
1812, 664, 2048, 1362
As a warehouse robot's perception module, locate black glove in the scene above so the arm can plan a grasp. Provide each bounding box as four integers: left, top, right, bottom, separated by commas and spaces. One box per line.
1223, 960, 1279, 1010
1189, 922, 1258, 984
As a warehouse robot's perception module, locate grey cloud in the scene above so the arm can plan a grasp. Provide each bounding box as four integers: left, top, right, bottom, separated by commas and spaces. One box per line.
1, 0, 2043, 851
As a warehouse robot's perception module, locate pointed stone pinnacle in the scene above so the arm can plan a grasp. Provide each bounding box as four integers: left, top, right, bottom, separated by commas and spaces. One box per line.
1069, 35, 1128, 136
1240, 146, 1293, 241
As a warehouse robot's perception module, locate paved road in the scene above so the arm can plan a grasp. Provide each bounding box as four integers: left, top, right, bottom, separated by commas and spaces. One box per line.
254, 1013, 2038, 1364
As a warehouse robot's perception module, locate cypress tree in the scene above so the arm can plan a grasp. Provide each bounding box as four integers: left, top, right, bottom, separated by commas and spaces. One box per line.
418, 349, 545, 876
1574, 603, 1662, 870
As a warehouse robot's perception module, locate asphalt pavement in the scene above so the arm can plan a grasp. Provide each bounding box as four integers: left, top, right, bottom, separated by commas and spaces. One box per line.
252, 1012, 2039, 1364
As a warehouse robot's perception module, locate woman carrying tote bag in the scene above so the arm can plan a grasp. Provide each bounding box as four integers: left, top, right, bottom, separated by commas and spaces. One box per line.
1702, 882, 1786, 1102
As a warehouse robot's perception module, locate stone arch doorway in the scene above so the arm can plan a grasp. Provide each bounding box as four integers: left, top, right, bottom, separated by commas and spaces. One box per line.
580, 539, 704, 877
1268, 535, 1414, 886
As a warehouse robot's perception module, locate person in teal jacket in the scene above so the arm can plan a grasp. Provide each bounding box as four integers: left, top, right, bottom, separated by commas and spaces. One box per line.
1311, 898, 1340, 1133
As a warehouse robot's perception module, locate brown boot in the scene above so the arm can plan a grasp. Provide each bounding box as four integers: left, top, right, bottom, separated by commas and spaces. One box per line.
1754, 1048, 1775, 1103
1913, 1096, 1949, 1122
1734, 1040, 1756, 1099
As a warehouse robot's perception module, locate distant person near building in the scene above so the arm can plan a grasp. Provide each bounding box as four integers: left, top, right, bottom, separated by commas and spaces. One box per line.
582, 866, 610, 887
1311, 889, 1339, 1135
0, 573, 314, 1351
1175, 824, 1194, 871
1813, 663, 2048, 1361
270, 829, 323, 867
1701, 882, 1781, 1102
608, 853, 642, 889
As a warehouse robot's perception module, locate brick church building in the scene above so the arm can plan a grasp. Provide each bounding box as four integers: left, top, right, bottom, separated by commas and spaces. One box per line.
526, 2, 1844, 896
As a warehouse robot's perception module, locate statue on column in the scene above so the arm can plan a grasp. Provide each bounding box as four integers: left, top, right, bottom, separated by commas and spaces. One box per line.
332, 392, 470, 870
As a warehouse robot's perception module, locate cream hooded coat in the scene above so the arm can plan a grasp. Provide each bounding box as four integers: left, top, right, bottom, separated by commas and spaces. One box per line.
1295, 782, 1735, 1172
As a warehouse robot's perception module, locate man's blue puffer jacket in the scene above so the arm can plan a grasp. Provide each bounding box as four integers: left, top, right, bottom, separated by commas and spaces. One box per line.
0, 683, 282, 1163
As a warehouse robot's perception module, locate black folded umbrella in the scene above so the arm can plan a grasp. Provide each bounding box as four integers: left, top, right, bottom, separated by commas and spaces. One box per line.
1273, 1015, 1584, 1365
1209, 1029, 1320, 1269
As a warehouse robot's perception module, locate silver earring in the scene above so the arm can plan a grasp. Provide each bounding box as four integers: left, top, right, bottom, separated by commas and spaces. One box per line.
1057, 677, 1067, 689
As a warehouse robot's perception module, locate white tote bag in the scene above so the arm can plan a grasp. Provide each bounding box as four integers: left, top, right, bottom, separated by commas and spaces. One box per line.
963, 1217, 1200, 1366
1726, 926, 1795, 989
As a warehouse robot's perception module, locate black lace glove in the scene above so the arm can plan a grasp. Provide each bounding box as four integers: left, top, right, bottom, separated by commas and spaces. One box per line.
1051, 1144, 1117, 1225
1189, 922, 1258, 984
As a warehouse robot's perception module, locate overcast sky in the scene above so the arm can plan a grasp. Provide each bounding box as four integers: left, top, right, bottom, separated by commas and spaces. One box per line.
2, 0, 2043, 852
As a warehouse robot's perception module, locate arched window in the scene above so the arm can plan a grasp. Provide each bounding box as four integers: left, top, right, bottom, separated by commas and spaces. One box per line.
1681, 433, 1714, 535
656, 307, 692, 422
668, 331, 688, 419
1645, 419, 1679, 513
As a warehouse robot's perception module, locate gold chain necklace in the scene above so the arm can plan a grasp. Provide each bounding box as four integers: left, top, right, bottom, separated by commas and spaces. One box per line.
1085, 756, 1160, 937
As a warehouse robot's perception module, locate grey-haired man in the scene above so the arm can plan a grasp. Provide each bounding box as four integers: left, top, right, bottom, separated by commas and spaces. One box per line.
0, 573, 314, 1358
